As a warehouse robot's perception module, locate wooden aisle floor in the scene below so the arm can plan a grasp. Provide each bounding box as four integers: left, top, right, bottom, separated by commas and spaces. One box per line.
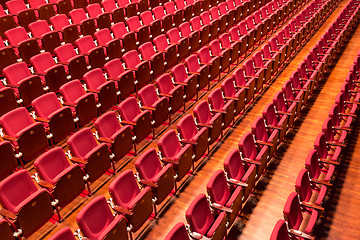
231, 3, 360, 239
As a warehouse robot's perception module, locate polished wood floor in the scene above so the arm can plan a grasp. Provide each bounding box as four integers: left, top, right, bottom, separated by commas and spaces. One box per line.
27, 0, 360, 239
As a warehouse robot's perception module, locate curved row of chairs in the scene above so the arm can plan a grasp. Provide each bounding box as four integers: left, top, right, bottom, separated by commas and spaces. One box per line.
161, 0, 359, 238
0, 0, 271, 70
0, 0, 294, 117
0, 0, 339, 239
271, 39, 360, 240
268, 0, 360, 239
0, 0, 301, 164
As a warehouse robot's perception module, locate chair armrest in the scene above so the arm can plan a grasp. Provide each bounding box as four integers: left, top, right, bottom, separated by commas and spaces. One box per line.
174, 81, 187, 86
326, 141, 346, 148
256, 140, 273, 147
161, 158, 179, 164
37, 180, 55, 189
212, 109, 226, 114
319, 158, 339, 165
267, 125, 283, 130
121, 121, 137, 126
210, 202, 233, 213
277, 110, 292, 116
189, 71, 200, 76
228, 178, 248, 187
310, 178, 332, 187
0, 208, 16, 220
97, 137, 113, 143
339, 112, 357, 117
286, 99, 300, 103
36, 117, 50, 123
70, 157, 87, 164
139, 179, 158, 188
288, 229, 315, 240
63, 102, 76, 107
1, 134, 16, 141
225, 96, 238, 101
334, 126, 351, 131
197, 123, 213, 128
113, 205, 133, 215
141, 106, 155, 111
180, 139, 197, 145
236, 85, 250, 89
159, 93, 172, 97
242, 158, 261, 165
301, 201, 324, 211
87, 89, 99, 93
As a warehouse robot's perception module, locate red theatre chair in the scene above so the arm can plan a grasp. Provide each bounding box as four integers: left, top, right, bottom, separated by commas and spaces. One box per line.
135, 148, 175, 212
193, 100, 223, 145
158, 129, 193, 180
283, 192, 317, 240
117, 97, 155, 143
0, 107, 50, 161
185, 193, 227, 240
108, 169, 153, 236
251, 116, 279, 157
34, 147, 90, 208
223, 149, 256, 201
76, 196, 129, 240
206, 169, 242, 226
155, 73, 185, 113
104, 58, 136, 100
0, 169, 61, 238
30, 52, 68, 92
67, 128, 115, 183
177, 114, 209, 162
59, 80, 98, 126
171, 63, 198, 101
208, 88, 235, 130
83, 68, 119, 112
54, 43, 88, 80
95, 111, 135, 159
3, 62, 45, 107
238, 132, 269, 178
138, 84, 170, 128
32, 92, 76, 142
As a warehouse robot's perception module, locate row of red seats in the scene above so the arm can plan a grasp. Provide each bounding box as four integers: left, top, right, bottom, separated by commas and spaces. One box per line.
0, 0, 334, 238
162, 0, 355, 238
268, 0, 360, 238
0, 0, 319, 199
0, 0, 190, 34
0, 0, 317, 184
0, 0, 295, 157
0, 0, 273, 71
0, 0, 272, 109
